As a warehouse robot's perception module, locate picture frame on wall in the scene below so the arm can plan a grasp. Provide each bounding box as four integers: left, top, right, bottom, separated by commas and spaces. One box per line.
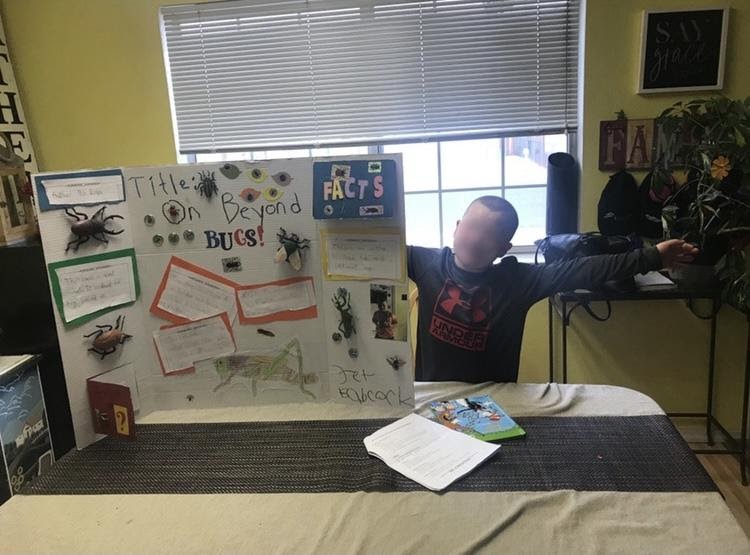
637, 7, 729, 94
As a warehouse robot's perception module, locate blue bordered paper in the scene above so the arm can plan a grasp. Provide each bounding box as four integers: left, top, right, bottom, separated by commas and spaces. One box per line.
34, 169, 125, 211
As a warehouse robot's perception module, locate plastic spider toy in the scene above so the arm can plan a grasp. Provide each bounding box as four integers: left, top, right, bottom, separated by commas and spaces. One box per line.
64, 206, 124, 253
274, 227, 310, 271
195, 170, 218, 199
332, 287, 356, 339
162, 200, 185, 224
84, 315, 132, 359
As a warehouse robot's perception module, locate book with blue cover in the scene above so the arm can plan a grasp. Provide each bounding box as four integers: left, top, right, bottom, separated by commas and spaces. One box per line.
428, 395, 526, 442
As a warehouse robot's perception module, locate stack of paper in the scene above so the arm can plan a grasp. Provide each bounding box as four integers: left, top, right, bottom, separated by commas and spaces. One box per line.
635, 271, 675, 289
363, 413, 500, 491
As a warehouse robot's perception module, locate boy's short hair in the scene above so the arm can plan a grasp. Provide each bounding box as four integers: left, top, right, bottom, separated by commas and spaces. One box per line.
466, 196, 519, 242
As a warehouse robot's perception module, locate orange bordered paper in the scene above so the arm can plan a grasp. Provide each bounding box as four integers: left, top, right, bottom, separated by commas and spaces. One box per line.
236, 276, 317, 325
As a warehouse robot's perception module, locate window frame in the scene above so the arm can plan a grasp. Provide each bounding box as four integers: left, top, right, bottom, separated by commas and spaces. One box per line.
180, 131, 577, 254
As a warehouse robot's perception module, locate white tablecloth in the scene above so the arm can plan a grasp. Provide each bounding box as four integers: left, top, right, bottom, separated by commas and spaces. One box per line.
0, 382, 747, 555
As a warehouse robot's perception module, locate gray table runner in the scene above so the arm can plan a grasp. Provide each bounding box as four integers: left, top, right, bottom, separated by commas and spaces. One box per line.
22, 415, 716, 495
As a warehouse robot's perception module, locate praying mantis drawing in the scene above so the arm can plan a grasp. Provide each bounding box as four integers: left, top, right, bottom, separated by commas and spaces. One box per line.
212, 338, 317, 399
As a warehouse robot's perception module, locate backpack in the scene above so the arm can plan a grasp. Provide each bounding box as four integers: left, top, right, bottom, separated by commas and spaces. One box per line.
638, 170, 666, 239
598, 170, 642, 236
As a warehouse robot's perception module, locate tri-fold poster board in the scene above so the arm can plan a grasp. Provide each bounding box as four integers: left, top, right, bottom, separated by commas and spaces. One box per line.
33, 155, 412, 449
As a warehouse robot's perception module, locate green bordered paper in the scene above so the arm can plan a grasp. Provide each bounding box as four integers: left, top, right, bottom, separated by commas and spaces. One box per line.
48, 248, 140, 328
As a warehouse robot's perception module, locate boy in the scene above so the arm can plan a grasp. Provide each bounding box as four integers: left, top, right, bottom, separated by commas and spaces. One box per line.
372, 302, 398, 340
407, 196, 698, 383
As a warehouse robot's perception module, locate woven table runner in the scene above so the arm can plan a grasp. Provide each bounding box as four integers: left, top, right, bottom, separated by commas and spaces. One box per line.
22, 415, 716, 495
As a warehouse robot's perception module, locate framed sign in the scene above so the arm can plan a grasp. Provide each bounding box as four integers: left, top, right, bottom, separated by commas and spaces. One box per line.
638, 7, 729, 94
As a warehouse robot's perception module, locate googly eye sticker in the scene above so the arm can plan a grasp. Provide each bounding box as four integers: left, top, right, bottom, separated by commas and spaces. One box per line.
219, 163, 241, 180
240, 187, 262, 202
248, 167, 268, 183
271, 171, 293, 186
263, 186, 284, 202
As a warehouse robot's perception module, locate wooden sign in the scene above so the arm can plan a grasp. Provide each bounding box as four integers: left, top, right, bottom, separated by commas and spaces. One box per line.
0, 15, 37, 176
599, 119, 656, 171
599, 118, 690, 171
638, 8, 729, 93
599, 120, 627, 171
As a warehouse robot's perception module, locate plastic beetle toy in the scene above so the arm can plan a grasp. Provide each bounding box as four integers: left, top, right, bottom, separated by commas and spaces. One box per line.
332, 287, 356, 339
274, 227, 310, 271
195, 170, 218, 199
64, 206, 124, 252
83, 315, 132, 359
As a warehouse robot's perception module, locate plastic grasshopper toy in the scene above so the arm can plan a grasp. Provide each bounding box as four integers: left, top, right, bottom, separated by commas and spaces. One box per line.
212, 338, 316, 399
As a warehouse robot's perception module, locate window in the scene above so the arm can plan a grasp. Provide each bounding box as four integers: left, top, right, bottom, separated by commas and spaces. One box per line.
188, 132, 572, 250
162, 1, 579, 152
164, 0, 580, 252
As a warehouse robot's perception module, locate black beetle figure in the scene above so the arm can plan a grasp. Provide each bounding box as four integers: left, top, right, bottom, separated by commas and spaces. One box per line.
386, 355, 406, 371
332, 287, 356, 339
195, 170, 218, 199
65, 206, 124, 253
274, 227, 310, 271
223, 259, 242, 271
84, 315, 132, 359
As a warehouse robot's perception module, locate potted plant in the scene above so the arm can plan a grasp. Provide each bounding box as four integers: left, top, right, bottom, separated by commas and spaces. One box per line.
653, 96, 750, 306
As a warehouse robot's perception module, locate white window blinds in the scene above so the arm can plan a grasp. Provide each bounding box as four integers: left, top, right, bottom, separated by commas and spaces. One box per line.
161, 0, 579, 153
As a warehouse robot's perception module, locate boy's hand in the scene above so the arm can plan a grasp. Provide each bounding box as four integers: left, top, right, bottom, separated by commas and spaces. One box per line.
655, 239, 700, 269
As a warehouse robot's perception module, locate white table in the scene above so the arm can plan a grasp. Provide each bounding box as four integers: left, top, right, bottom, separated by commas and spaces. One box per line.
0, 382, 747, 555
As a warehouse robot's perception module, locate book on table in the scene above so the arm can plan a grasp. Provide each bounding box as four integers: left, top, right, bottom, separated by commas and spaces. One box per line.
427, 394, 526, 442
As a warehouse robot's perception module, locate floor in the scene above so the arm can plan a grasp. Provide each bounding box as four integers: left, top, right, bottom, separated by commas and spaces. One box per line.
673, 417, 750, 538
698, 454, 750, 538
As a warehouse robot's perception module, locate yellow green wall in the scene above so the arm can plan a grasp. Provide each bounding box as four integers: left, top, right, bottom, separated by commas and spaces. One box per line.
2, 0, 749, 431
0, 0, 184, 170
519, 0, 750, 433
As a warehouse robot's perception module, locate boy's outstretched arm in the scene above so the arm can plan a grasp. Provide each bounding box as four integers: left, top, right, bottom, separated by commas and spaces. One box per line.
520, 240, 699, 302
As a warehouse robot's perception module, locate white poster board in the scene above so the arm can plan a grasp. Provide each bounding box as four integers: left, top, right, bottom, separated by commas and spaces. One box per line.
34, 155, 412, 449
